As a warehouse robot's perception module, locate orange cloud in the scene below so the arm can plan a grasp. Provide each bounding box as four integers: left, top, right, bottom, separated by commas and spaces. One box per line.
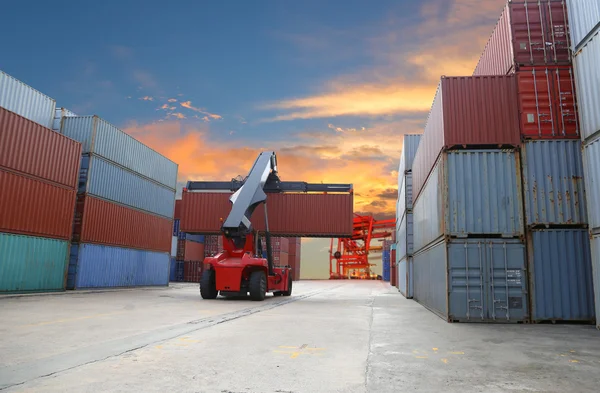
180, 100, 223, 120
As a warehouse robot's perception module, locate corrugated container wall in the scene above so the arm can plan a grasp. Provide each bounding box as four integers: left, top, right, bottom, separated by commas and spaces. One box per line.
528, 229, 595, 322
178, 240, 205, 261
67, 244, 169, 289
590, 234, 600, 329
516, 66, 580, 139
412, 76, 520, 201
398, 134, 422, 189
0, 106, 82, 188
52, 107, 77, 132
80, 155, 175, 218
180, 192, 353, 237
0, 70, 55, 128
473, 1, 571, 76
566, 0, 600, 48
521, 140, 587, 226
573, 28, 600, 142
0, 233, 69, 293
413, 238, 528, 323
398, 257, 413, 299
72, 195, 172, 252
398, 173, 412, 214
0, 169, 76, 240
60, 116, 178, 190
413, 150, 524, 252
397, 213, 413, 260
583, 135, 600, 231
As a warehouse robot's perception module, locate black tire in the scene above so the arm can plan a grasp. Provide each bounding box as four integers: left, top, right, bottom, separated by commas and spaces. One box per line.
282, 275, 293, 296
200, 269, 218, 299
249, 271, 267, 301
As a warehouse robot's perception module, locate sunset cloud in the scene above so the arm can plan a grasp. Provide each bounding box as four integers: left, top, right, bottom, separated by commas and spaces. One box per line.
139, 96, 154, 101
167, 98, 177, 102
180, 100, 223, 120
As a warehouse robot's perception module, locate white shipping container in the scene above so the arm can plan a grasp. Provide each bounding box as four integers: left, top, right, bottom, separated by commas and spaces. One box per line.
573, 27, 600, 142
583, 134, 600, 231
52, 107, 77, 132
566, 0, 600, 49
0, 70, 55, 128
397, 134, 421, 191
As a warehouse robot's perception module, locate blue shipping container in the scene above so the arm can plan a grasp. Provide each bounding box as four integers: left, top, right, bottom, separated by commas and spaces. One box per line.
80, 154, 176, 218
413, 238, 528, 323
382, 261, 390, 281
61, 116, 178, 190
528, 229, 595, 322
173, 219, 205, 242
169, 258, 184, 282
67, 243, 169, 289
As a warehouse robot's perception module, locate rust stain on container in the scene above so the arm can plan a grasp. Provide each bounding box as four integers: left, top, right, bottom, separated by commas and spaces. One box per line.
0, 168, 76, 240
412, 75, 520, 203
0, 106, 81, 188
180, 192, 353, 237
73, 194, 172, 252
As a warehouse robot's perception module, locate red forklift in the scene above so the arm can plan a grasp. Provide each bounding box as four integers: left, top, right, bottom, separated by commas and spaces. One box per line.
184, 151, 352, 301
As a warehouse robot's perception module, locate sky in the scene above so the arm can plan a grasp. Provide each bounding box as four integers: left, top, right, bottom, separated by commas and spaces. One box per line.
0, 0, 506, 277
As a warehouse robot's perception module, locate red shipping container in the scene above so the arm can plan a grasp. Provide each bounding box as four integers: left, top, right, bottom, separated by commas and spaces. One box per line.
390, 248, 397, 287
183, 261, 203, 283
179, 240, 204, 261
0, 168, 76, 240
72, 195, 172, 252
516, 66, 579, 139
180, 192, 353, 237
174, 199, 182, 219
0, 106, 81, 189
474, 0, 571, 76
411, 75, 520, 202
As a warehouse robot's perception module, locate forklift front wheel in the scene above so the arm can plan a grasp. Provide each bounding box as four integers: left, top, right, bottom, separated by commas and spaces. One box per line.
200, 269, 218, 299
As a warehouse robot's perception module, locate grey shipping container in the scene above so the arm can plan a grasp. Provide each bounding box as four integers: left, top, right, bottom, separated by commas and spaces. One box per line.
398, 256, 413, 299
398, 134, 421, 190
61, 116, 178, 189
52, 107, 77, 132
413, 237, 528, 323
573, 27, 600, 143
413, 150, 524, 252
591, 234, 600, 330
80, 155, 176, 219
566, 0, 600, 49
396, 212, 413, 260
0, 70, 55, 128
527, 229, 595, 322
521, 140, 588, 226
583, 134, 600, 231
397, 173, 413, 215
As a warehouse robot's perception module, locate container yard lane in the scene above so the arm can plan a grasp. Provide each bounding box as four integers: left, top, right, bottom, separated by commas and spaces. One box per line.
2, 281, 600, 393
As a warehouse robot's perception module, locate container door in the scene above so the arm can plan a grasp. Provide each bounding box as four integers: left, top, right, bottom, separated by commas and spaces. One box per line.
542, 0, 570, 64
551, 67, 579, 138
485, 240, 528, 322
447, 241, 486, 321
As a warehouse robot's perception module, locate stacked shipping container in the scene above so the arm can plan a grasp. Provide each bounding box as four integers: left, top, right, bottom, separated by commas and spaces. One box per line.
567, 0, 600, 329
61, 116, 178, 289
170, 200, 206, 283
0, 75, 82, 292
288, 238, 302, 281
396, 134, 421, 298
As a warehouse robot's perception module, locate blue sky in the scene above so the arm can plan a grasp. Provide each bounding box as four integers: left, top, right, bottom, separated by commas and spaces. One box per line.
0, 0, 506, 218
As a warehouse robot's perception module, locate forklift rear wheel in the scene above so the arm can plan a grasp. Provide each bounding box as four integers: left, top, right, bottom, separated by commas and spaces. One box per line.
282, 275, 293, 296
249, 271, 266, 301
200, 269, 218, 299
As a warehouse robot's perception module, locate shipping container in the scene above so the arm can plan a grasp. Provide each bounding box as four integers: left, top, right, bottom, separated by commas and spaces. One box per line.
412, 76, 520, 201
180, 191, 354, 237
413, 150, 523, 252
80, 155, 176, 218
0, 169, 76, 240
397, 212, 413, 260
72, 195, 172, 252
174, 199, 182, 219
0, 70, 55, 128
182, 260, 203, 283
573, 27, 600, 143
521, 140, 587, 226
0, 232, 69, 293
60, 116, 178, 190
171, 236, 177, 257
590, 234, 600, 330
398, 134, 422, 191
173, 219, 205, 242
527, 229, 595, 322
169, 258, 184, 282
397, 173, 412, 215
473, 1, 571, 76
583, 135, 600, 231
516, 66, 579, 139
413, 238, 528, 323
566, 0, 600, 49
67, 243, 169, 289
176, 240, 205, 261
398, 257, 413, 299
0, 106, 82, 188
390, 245, 397, 287
52, 107, 77, 132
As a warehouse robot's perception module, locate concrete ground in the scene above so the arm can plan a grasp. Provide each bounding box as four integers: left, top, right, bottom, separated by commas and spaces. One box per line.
0, 281, 599, 393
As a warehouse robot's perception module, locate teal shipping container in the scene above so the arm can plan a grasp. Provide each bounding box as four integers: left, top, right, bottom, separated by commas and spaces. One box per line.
0, 232, 69, 293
